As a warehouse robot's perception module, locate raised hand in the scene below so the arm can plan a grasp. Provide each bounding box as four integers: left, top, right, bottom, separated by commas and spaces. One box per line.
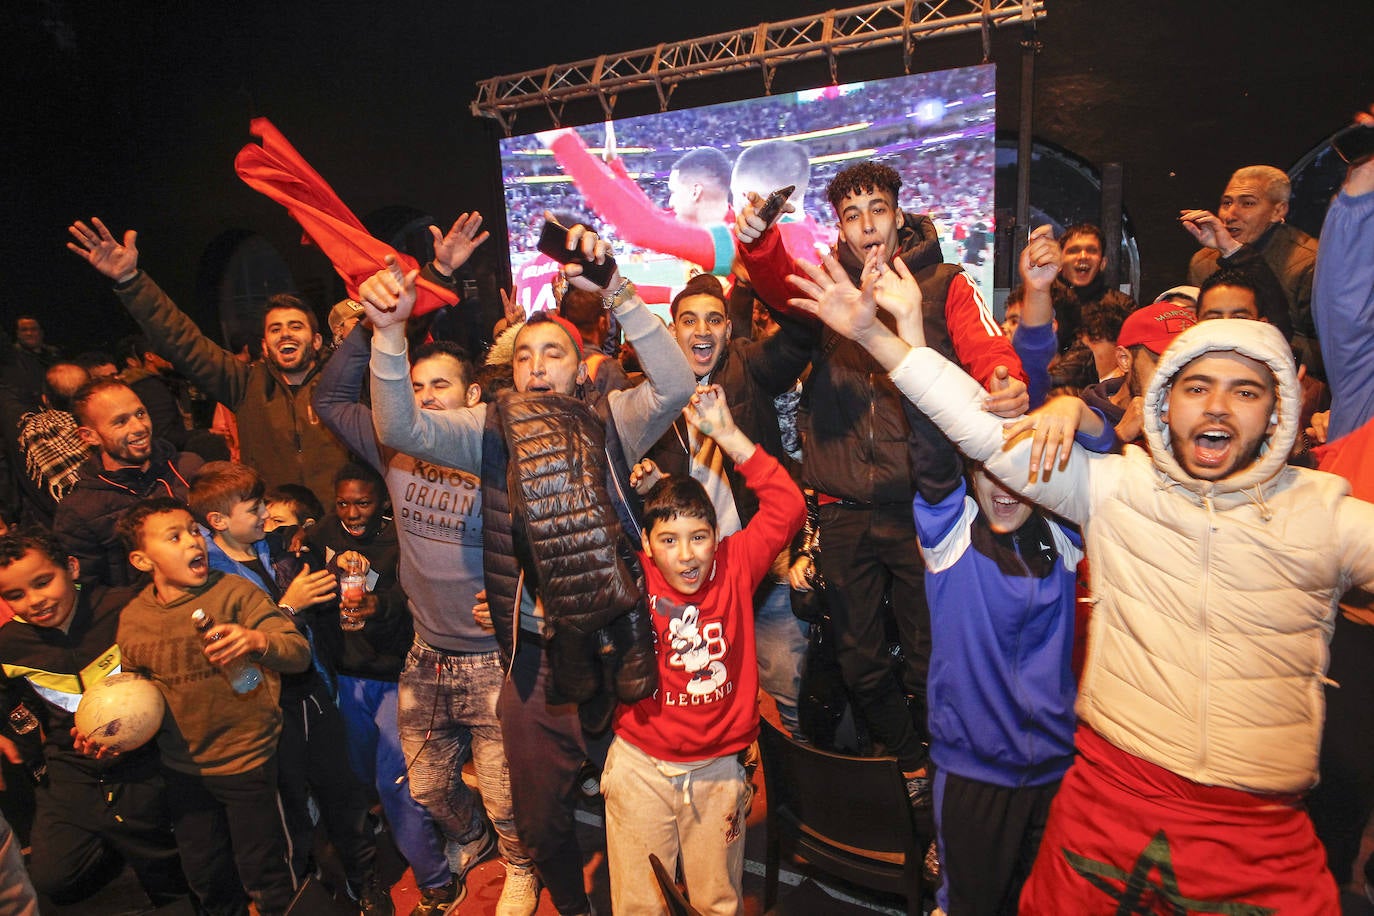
559, 218, 622, 293
1179, 208, 1240, 256
281, 564, 338, 610
1001, 394, 1091, 481
787, 250, 877, 342
430, 212, 490, 276
499, 287, 525, 326
358, 255, 419, 330
684, 384, 739, 441
870, 249, 924, 326
67, 217, 139, 282
1019, 224, 1061, 292
736, 190, 794, 246
630, 458, 664, 495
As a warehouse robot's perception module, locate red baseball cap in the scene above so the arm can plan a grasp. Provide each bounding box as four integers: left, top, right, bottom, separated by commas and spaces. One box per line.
1116, 302, 1198, 354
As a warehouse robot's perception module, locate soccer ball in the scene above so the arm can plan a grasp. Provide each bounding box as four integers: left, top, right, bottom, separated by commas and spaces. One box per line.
74, 672, 165, 754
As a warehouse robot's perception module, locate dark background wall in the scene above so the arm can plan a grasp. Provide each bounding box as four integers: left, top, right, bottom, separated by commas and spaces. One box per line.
6, 0, 1373, 352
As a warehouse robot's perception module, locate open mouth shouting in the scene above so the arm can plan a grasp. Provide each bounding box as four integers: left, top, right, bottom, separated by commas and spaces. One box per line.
1190, 427, 1235, 471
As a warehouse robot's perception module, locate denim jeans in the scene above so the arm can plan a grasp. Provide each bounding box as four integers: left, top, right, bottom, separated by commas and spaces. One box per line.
338, 675, 450, 890
397, 639, 530, 870
754, 581, 807, 735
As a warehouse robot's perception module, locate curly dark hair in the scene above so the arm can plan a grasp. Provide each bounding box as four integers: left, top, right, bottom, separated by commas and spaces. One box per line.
825, 162, 902, 212
0, 528, 67, 569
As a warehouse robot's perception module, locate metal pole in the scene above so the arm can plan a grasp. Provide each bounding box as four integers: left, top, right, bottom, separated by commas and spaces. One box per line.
1013, 20, 1039, 276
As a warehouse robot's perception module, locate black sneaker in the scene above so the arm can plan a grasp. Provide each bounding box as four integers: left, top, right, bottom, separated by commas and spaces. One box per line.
409, 878, 465, 916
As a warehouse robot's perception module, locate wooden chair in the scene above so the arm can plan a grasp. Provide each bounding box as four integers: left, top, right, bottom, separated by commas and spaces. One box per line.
757, 719, 925, 916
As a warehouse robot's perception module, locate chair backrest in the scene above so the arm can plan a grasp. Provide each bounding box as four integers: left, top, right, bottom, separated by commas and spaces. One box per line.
757, 719, 922, 902
650, 853, 703, 916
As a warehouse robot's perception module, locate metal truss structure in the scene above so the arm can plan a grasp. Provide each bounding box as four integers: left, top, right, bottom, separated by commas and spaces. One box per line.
471, 0, 1046, 132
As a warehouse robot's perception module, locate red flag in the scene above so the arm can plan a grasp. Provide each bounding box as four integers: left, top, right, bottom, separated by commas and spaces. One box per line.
234, 117, 459, 317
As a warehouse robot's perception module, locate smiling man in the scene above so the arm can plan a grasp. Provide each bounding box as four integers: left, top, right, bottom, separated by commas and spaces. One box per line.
68, 217, 351, 504
788, 255, 1374, 913
53, 378, 202, 586
360, 228, 693, 916
1184, 165, 1319, 370
315, 329, 540, 916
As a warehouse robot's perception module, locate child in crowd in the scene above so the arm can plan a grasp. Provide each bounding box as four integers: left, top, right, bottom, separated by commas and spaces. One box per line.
264, 483, 323, 534
607, 386, 804, 915
113, 497, 310, 916
915, 453, 1086, 916
307, 463, 459, 908
0, 529, 188, 908
187, 462, 387, 913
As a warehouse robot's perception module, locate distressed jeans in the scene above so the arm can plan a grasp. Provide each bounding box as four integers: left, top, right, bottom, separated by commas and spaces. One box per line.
754, 580, 807, 735
397, 639, 530, 869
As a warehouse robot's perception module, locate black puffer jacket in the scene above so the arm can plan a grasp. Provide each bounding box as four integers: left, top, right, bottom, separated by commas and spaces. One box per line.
482, 389, 656, 707
54, 439, 202, 587
803, 214, 965, 504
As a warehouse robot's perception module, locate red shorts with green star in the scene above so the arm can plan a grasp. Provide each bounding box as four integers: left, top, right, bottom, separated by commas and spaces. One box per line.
1018, 726, 1338, 915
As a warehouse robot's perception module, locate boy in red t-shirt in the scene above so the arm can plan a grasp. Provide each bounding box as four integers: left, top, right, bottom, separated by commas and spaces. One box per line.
607, 385, 804, 915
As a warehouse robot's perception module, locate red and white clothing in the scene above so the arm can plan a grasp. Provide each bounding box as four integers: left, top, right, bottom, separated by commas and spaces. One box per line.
615, 446, 804, 762
607, 446, 802, 915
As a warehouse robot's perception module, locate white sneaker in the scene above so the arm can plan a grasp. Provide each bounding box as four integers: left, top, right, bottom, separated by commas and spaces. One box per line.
494, 863, 541, 916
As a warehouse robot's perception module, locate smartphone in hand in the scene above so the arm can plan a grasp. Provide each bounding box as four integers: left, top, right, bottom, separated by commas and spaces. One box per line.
756, 184, 797, 226
537, 218, 618, 287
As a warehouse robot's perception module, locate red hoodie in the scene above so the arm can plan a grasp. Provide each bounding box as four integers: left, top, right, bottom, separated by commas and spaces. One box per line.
615, 447, 804, 762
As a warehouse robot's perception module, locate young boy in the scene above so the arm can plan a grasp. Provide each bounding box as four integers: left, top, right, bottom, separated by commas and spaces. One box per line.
307, 463, 457, 911
264, 484, 323, 534
113, 497, 310, 916
606, 385, 804, 915
0, 529, 188, 908
187, 462, 387, 912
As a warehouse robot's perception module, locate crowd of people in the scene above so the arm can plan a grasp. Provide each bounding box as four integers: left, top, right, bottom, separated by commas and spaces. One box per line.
0, 102, 1369, 916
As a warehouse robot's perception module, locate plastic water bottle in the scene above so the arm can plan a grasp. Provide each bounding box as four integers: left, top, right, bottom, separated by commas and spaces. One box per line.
191, 609, 263, 694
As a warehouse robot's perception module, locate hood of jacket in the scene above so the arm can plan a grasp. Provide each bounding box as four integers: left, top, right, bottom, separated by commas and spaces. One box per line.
1142, 319, 1300, 498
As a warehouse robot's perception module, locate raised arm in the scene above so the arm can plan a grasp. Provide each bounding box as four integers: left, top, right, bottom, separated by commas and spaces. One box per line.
734, 193, 803, 311
1013, 224, 1064, 409
67, 218, 250, 407
536, 228, 698, 464
687, 385, 805, 576
1314, 147, 1374, 440
312, 323, 384, 470
539, 128, 727, 272
359, 258, 486, 472
787, 251, 1098, 522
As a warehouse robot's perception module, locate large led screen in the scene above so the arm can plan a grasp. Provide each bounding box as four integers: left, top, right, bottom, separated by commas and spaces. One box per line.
498, 63, 995, 322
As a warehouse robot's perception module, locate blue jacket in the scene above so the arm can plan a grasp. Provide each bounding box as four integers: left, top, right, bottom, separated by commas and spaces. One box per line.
1314, 188, 1374, 440
916, 481, 1082, 787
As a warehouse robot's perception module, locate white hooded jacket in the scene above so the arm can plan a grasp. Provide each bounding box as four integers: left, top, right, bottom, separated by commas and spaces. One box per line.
890, 318, 1374, 794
